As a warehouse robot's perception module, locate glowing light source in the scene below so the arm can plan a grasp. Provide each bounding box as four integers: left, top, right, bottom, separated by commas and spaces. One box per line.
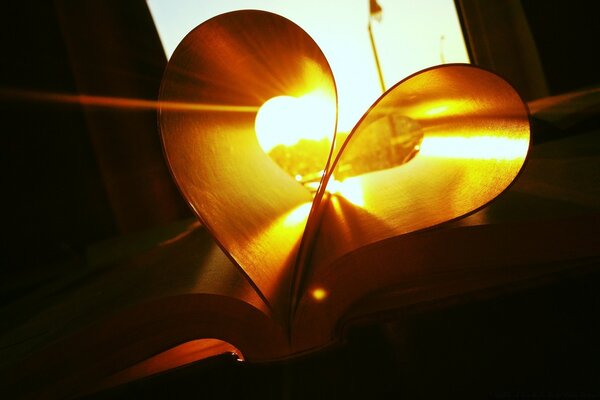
311, 287, 327, 301
328, 177, 365, 207
254, 89, 423, 197
254, 90, 336, 184
255, 90, 335, 153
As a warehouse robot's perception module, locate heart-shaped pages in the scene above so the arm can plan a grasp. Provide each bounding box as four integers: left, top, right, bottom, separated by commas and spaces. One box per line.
159, 10, 530, 319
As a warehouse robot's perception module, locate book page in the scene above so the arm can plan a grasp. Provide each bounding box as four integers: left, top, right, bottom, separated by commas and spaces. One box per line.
311, 65, 530, 274
0, 221, 290, 398
291, 127, 599, 352
159, 11, 336, 318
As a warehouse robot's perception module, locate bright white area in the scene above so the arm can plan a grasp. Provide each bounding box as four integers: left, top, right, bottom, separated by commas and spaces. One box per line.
147, 0, 469, 132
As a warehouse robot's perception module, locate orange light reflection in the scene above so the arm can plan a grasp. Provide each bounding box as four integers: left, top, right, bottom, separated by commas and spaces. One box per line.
425, 105, 449, 116
419, 136, 529, 160
328, 177, 365, 207
0, 88, 259, 113
283, 202, 313, 227
235, 200, 313, 297
311, 287, 327, 301
97, 339, 243, 392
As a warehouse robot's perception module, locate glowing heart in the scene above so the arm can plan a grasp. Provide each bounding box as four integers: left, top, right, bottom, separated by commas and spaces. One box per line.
158, 10, 529, 312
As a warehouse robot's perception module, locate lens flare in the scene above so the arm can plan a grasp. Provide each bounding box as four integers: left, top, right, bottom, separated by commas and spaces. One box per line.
254, 90, 336, 184
328, 177, 365, 207
255, 90, 335, 153
311, 287, 327, 301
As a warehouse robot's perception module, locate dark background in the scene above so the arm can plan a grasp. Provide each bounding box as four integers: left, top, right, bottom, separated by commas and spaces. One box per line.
84, 269, 600, 399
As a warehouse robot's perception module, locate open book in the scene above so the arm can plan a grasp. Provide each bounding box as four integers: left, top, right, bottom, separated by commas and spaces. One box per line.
157, 10, 532, 358
3, 10, 599, 398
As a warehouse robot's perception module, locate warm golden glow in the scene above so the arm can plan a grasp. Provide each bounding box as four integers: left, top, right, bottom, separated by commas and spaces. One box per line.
254, 89, 336, 184
98, 339, 243, 391
311, 287, 327, 301
328, 177, 365, 207
156, 7, 529, 320
419, 136, 529, 160
424, 104, 449, 116
283, 202, 313, 227
0, 88, 259, 113
255, 90, 335, 153
149, 0, 470, 132
158, 10, 338, 310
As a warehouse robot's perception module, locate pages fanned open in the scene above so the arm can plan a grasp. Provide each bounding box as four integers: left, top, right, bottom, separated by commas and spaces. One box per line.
2, 10, 599, 399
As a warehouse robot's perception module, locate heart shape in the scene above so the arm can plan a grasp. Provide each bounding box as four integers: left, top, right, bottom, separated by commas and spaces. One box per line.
158, 10, 530, 315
